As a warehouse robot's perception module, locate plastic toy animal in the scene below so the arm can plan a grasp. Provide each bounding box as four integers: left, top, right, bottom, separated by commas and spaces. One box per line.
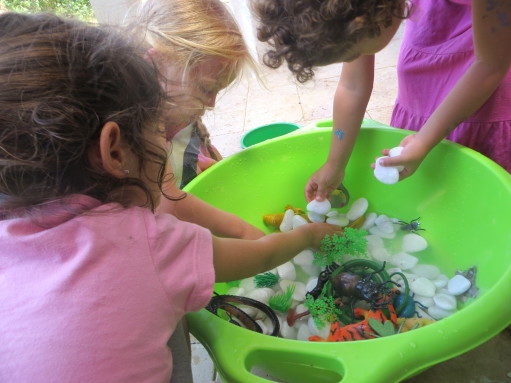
398, 217, 425, 233
394, 292, 429, 318
262, 204, 310, 228
307, 263, 339, 300
206, 294, 280, 336
306, 260, 402, 328
309, 304, 397, 342
329, 262, 399, 311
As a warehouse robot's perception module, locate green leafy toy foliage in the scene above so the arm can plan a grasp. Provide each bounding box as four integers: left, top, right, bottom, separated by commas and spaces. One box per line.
4, 0, 95, 21
269, 285, 295, 313
367, 318, 397, 337
304, 295, 342, 329
313, 227, 368, 267
254, 272, 280, 288
367, 318, 419, 338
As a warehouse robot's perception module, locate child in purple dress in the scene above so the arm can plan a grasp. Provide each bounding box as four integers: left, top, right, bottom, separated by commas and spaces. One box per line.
253, 0, 511, 202
390, 0, 511, 174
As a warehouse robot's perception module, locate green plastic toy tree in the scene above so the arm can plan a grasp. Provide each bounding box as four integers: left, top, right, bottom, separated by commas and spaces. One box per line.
313, 227, 368, 267
304, 294, 342, 329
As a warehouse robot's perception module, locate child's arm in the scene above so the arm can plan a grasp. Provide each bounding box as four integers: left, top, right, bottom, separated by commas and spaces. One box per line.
380, 1, 511, 178
305, 55, 374, 202
212, 222, 343, 282
158, 178, 265, 240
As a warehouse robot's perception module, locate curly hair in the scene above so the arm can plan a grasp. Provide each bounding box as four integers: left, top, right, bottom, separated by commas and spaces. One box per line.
252, 0, 407, 82
0, 12, 168, 214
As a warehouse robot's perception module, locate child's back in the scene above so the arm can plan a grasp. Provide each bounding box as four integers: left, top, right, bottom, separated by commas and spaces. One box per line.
1, 196, 214, 381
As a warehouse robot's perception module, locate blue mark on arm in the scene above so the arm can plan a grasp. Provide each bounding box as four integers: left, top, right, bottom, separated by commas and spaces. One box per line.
498, 11, 511, 27
485, 0, 511, 27
486, 0, 498, 11
334, 129, 344, 140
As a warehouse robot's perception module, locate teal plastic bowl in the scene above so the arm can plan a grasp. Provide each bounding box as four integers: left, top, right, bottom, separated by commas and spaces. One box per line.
240, 122, 301, 149
185, 126, 511, 383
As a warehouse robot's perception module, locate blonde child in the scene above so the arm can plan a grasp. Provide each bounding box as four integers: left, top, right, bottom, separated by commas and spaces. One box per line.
0, 12, 342, 382
126, 0, 265, 240
126, 2, 265, 380
253, 0, 511, 202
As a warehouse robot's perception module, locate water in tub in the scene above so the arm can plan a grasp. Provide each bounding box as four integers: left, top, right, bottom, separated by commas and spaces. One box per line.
219, 197, 477, 342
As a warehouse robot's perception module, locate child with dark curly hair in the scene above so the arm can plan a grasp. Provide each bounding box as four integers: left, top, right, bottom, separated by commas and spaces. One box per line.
253, 0, 511, 202
0, 12, 343, 382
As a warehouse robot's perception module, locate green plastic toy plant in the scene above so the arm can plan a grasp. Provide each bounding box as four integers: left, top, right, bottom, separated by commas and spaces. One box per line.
314, 227, 368, 267
367, 318, 419, 338
304, 294, 342, 329
269, 285, 295, 312
254, 272, 280, 288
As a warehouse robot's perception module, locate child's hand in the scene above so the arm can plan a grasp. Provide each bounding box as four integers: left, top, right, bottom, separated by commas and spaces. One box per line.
305, 163, 345, 203
373, 134, 431, 181
295, 222, 344, 250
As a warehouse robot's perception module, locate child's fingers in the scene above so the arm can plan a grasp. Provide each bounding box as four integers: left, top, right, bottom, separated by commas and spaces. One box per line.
314, 223, 345, 247
334, 225, 344, 235
319, 225, 342, 235
314, 189, 329, 202
309, 182, 330, 202
378, 156, 402, 167
304, 181, 317, 202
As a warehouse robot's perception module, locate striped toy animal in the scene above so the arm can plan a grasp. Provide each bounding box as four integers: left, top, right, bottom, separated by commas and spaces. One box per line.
309, 304, 397, 342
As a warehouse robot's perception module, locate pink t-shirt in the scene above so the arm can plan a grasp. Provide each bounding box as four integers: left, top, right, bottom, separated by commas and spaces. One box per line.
0, 195, 214, 382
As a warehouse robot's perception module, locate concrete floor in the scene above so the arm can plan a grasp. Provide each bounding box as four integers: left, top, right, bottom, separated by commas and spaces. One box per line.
193, 24, 511, 383
404, 328, 511, 383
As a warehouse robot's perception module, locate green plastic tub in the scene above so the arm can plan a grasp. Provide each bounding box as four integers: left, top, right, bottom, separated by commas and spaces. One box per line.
315, 118, 391, 130
184, 126, 511, 383
241, 122, 301, 149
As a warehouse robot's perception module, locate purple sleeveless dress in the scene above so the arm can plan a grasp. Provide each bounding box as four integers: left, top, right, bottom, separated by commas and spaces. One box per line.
390, 0, 511, 172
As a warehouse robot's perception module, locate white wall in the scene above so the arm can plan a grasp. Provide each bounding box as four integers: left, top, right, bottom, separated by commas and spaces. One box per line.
89, 0, 132, 24
226, 0, 259, 62
90, 0, 261, 61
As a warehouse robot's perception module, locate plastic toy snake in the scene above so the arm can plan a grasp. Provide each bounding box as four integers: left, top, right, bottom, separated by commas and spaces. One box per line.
206, 293, 280, 336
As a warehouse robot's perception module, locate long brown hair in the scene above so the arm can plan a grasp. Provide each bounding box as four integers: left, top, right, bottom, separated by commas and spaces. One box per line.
0, 12, 167, 215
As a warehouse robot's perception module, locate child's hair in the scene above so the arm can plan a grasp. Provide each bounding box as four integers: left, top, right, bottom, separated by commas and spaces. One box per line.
128, 0, 255, 87
0, 12, 168, 214
252, 0, 407, 83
